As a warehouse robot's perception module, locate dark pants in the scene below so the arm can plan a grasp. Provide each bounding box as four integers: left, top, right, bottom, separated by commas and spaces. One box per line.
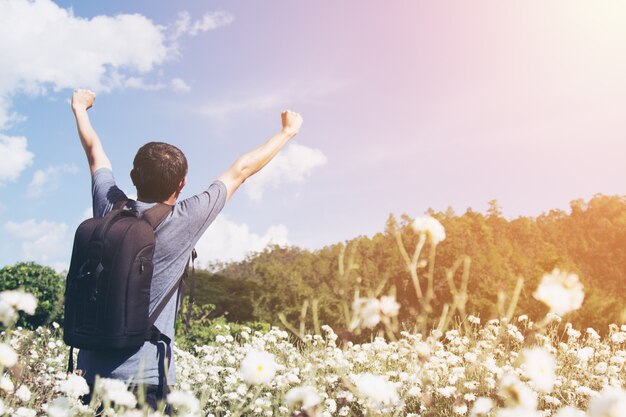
81, 382, 171, 415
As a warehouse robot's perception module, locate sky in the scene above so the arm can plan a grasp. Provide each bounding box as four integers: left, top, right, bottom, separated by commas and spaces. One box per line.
0, 0, 625, 271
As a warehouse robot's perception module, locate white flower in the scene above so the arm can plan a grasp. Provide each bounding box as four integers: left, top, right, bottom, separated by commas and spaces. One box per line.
15, 385, 31, 402
610, 332, 626, 344
437, 386, 457, 398
168, 390, 200, 413
96, 378, 137, 408
595, 362, 608, 375
496, 409, 541, 417
412, 216, 446, 244
14, 407, 36, 417
0, 290, 37, 315
587, 387, 626, 417
553, 406, 586, 417
352, 373, 400, 409
520, 347, 556, 393
415, 342, 431, 359
47, 397, 74, 417
576, 347, 594, 363
566, 327, 581, 339
532, 269, 584, 316
351, 298, 381, 329
324, 399, 337, 413
239, 350, 278, 385
379, 296, 400, 317
545, 312, 562, 323
575, 386, 594, 396
0, 343, 18, 368
587, 327, 600, 339
464, 393, 477, 402
498, 373, 538, 410
453, 402, 468, 415
0, 375, 14, 393
285, 385, 322, 410
57, 374, 90, 398
470, 397, 493, 416
0, 299, 17, 325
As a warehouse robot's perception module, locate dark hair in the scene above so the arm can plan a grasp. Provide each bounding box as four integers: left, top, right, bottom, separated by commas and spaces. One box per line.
131, 142, 188, 201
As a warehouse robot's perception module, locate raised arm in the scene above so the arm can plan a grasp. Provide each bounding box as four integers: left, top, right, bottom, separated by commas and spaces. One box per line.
71, 89, 112, 175
218, 110, 303, 202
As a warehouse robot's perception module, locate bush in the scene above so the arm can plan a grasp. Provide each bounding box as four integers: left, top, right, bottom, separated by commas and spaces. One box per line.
0, 262, 64, 328
175, 299, 270, 350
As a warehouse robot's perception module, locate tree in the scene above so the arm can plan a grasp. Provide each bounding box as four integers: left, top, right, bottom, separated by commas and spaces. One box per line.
190, 193, 626, 333
0, 262, 65, 328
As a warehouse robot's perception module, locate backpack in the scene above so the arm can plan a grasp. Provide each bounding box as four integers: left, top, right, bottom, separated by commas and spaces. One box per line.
63, 199, 196, 384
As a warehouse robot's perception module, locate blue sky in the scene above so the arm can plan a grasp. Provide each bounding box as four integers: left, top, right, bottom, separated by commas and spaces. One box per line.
1, 0, 625, 270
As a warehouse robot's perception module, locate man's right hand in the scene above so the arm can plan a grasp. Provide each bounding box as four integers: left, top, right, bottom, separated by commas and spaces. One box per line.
71, 88, 111, 174
281, 110, 303, 136
218, 110, 304, 203
72, 89, 96, 113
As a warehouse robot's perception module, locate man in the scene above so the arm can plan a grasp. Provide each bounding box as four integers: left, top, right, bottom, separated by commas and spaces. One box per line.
70, 89, 302, 410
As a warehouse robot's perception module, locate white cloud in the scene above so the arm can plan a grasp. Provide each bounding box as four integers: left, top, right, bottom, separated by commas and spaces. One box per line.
199, 94, 285, 120
170, 10, 234, 39
0, 134, 34, 185
81, 207, 93, 221
194, 214, 289, 266
197, 77, 353, 121
123, 77, 166, 91
171, 78, 191, 93
244, 143, 328, 201
27, 163, 79, 198
4, 219, 71, 272
0, 0, 232, 128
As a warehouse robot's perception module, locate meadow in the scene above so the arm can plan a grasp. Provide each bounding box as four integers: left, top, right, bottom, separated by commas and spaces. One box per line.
1, 214, 625, 417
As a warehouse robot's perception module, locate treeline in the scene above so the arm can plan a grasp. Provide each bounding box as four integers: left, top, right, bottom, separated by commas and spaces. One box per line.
191, 194, 626, 332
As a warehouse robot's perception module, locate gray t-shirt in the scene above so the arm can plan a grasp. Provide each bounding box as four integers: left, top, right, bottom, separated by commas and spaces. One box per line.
77, 167, 227, 385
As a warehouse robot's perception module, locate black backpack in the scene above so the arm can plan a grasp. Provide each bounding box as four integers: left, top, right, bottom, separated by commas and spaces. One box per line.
63, 199, 195, 382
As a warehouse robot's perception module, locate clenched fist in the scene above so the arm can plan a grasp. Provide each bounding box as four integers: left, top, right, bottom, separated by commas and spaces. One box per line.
281, 110, 303, 136
71, 89, 96, 112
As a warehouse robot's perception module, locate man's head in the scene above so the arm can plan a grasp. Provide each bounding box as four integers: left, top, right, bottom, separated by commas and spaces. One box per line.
131, 142, 188, 202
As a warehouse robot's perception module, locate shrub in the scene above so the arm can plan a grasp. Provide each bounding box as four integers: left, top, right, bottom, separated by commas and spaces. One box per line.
175, 299, 270, 349
0, 262, 64, 328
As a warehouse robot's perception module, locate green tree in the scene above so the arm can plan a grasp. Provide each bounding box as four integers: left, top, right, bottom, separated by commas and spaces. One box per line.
190, 193, 626, 334
0, 262, 65, 328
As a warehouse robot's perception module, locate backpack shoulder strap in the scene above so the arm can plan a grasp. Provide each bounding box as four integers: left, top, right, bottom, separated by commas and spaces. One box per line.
147, 251, 193, 328
142, 203, 173, 229
145, 250, 195, 396
147, 271, 185, 328
185, 249, 198, 332
113, 199, 130, 211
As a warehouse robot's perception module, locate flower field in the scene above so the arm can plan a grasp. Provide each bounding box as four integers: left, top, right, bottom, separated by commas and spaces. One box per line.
1, 217, 625, 416
1, 309, 626, 416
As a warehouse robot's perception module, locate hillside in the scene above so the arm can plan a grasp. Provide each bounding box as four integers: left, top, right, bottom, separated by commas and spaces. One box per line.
189, 193, 626, 332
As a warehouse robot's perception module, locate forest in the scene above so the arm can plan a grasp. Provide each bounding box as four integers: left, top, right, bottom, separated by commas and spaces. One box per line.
191, 193, 626, 334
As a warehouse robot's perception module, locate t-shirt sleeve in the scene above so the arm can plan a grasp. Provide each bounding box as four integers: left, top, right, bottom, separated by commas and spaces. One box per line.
91, 167, 128, 218
175, 180, 228, 244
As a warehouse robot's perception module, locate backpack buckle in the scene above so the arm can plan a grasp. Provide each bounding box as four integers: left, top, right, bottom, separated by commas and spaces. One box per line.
78, 261, 95, 279
148, 326, 161, 344
78, 261, 103, 279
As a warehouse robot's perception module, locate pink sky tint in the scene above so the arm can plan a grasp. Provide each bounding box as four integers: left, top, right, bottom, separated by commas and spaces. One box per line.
304, 1, 626, 225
